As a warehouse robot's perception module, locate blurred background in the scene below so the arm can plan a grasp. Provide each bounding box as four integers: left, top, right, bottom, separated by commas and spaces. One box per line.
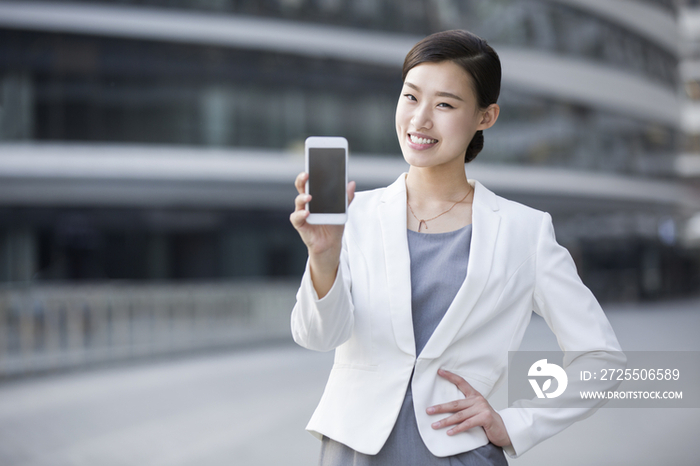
0, 0, 698, 465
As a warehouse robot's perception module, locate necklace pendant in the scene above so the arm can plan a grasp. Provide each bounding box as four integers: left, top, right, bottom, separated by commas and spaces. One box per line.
418, 220, 428, 232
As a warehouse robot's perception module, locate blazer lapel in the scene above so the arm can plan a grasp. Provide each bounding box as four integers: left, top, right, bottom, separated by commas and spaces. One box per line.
378, 174, 416, 357
418, 180, 501, 361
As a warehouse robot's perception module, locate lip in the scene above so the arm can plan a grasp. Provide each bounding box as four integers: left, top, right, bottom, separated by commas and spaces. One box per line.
406, 132, 438, 150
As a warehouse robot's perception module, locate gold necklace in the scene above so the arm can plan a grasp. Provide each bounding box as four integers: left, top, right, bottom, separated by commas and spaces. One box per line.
407, 188, 472, 232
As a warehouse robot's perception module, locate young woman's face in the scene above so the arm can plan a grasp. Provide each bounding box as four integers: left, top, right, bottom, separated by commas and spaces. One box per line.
395, 61, 484, 170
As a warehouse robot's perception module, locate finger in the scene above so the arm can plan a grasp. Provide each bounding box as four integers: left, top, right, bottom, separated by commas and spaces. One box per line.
289, 207, 310, 229
431, 405, 489, 434
347, 181, 356, 205
294, 193, 312, 212
427, 398, 473, 415
437, 369, 479, 397
430, 404, 476, 429
447, 411, 490, 436
295, 172, 308, 195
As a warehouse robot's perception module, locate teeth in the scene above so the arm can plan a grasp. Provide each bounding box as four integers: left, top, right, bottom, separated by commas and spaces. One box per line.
410, 134, 437, 145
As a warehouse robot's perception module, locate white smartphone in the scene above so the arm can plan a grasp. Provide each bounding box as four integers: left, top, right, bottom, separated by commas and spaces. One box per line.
305, 136, 348, 224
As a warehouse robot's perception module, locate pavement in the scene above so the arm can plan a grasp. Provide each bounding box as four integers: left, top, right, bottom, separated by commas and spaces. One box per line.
0, 297, 699, 466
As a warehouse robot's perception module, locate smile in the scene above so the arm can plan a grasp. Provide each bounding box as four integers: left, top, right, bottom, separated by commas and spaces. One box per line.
408, 134, 438, 145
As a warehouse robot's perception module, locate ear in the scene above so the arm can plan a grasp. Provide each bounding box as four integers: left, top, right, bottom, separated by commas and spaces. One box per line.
476, 104, 500, 131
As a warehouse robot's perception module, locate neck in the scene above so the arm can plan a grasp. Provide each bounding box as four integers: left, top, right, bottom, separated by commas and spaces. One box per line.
405, 163, 471, 204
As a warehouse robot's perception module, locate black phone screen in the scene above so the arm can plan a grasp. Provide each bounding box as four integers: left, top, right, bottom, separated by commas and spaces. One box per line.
308, 147, 346, 214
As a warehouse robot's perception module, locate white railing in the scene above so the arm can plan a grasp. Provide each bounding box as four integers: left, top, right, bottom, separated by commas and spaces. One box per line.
0, 280, 300, 377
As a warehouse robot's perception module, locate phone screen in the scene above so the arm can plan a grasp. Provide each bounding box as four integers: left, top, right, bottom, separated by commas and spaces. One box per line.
308, 147, 346, 214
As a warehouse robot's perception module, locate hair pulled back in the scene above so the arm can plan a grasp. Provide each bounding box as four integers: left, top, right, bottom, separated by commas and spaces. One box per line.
402, 30, 501, 163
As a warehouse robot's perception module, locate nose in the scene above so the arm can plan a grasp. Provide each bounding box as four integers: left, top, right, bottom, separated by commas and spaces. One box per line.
411, 102, 433, 130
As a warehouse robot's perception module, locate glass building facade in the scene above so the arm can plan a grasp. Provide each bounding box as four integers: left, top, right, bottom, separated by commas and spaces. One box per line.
0, 0, 696, 300
0, 1, 680, 175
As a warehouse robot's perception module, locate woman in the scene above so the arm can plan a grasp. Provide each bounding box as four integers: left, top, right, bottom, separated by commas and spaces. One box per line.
289, 30, 623, 465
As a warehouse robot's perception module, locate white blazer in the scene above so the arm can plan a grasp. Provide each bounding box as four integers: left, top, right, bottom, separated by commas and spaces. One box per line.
291, 174, 624, 458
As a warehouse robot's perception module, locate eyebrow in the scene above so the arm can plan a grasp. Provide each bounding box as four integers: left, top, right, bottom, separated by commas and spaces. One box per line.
404, 81, 464, 102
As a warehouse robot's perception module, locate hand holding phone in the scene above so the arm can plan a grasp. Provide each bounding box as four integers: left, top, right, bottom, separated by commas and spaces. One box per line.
290, 137, 353, 298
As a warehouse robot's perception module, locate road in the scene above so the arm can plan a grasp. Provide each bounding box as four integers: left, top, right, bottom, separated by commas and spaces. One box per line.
0, 298, 699, 466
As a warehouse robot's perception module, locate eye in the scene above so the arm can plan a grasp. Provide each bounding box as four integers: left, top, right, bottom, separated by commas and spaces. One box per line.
403, 93, 417, 102
437, 102, 454, 109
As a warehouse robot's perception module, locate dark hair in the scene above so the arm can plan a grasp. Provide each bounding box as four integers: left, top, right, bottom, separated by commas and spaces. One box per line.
402, 30, 501, 163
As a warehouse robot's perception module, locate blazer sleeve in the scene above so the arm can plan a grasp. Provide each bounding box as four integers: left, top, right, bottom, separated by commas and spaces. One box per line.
290, 234, 355, 352
498, 212, 626, 457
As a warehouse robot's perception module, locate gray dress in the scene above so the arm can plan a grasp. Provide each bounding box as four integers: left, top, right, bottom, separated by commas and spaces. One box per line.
319, 224, 508, 466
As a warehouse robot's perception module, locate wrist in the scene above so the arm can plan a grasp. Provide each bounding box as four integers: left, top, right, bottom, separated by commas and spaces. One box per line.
308, 249, 340, 300
308, 247, 340, 273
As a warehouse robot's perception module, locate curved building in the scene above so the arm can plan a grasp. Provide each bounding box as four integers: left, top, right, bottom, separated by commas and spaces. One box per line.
0, 0, 696, 300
